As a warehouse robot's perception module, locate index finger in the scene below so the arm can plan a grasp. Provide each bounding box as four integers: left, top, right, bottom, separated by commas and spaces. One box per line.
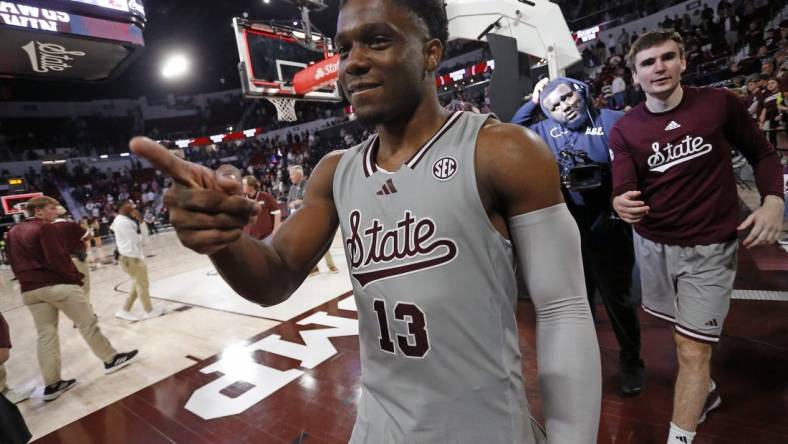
129, 137, 202, 188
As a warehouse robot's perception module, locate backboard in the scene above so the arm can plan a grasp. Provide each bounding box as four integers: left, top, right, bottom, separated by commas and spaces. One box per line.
1, 192, 43, 215
232, 18, 341, 103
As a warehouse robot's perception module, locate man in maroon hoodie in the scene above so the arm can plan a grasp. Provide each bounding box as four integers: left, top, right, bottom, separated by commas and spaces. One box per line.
6, 196, 138, 402
610, 31, 784, 444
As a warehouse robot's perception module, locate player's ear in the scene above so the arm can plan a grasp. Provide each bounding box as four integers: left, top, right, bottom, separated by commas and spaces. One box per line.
424, 38, 443, 73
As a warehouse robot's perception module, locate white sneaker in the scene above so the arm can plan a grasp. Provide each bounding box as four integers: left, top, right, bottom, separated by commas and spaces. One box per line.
115, 310, 139, 321
3, 386, 34, 403
142, 308, 165, 319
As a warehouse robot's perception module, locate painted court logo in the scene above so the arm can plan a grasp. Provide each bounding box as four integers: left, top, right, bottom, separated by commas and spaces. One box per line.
21, 41, 86, 73
345, 210, 457, 287
648, 135, 712, 173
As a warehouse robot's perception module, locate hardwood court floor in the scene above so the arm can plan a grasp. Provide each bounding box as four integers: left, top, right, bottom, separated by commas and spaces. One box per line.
29, 238, 788, 444
3, 187, 785, 443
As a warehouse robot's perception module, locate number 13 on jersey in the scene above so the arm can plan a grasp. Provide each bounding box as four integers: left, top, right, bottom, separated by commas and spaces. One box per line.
373, 299, 430, 358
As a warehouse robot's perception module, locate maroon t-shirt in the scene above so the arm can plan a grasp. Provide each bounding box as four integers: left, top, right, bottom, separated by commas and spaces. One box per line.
243, 191, 280, 240
7, 218, 82, 292
611, 86, 784, 246
0, 312, 10, 349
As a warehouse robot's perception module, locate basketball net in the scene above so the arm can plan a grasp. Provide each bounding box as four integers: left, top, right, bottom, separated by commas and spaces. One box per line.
265, 96, 298, 122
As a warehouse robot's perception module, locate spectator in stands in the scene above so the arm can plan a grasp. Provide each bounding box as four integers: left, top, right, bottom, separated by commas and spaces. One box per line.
6, 196, 138, 401
607, 33, 617, 57
745, 21, 764, 53
110, 200, 164, 321
745, 74, 764, 118
0, 312, 31, 444
242, 175, 281, 240
594, 39, 608, 66
690, 9, 701, 27
611, 68, 628, 110
759, 78, 784, 145
143, 207, 158, 235
617, 29, 631, 55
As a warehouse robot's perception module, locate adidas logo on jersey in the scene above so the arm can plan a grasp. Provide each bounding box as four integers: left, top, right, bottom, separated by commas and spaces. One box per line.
376, 179, 398, 195
664, 121, 681, 131
705, 319, 719, 327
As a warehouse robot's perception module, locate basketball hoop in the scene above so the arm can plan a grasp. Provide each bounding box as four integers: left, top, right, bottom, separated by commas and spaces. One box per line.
265, 96, 299, 122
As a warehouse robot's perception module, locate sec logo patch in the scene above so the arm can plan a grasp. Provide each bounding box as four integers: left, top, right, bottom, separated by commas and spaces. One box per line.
432, 157, 458, 181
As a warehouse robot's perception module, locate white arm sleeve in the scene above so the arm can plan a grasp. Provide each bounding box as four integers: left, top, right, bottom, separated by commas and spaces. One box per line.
509, 204, 601, 444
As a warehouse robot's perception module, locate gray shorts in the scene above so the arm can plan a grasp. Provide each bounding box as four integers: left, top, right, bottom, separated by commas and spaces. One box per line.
633, 231, 738, 343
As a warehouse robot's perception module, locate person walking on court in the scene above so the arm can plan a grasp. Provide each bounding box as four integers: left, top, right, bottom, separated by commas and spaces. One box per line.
242, 175, 281, 240
130, 1, 602, 442
6, 197, 138, 401
611, 30, 784, 444
110, 200, 164, 321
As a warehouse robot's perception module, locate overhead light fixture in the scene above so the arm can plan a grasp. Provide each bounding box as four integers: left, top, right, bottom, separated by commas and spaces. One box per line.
162, 54, 190, 79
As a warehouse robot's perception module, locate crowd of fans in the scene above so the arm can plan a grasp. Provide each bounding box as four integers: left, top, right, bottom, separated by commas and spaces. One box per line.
0, 92, 347, 162
580, 0, 787, 139
559, 0, 689, 31
1, 0, 786, 241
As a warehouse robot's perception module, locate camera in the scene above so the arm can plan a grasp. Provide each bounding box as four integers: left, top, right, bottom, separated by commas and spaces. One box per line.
558, 149, 605, 192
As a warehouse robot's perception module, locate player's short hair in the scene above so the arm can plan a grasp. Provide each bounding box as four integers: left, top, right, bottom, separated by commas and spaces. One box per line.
24, 196, 58, 215
339, 0, 448, 51
242, 175, 259, 190
627, 29, 684, 69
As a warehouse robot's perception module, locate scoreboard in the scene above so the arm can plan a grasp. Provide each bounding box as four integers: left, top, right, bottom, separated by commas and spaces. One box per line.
54, 0, 145, 22
0, 0, 146, 81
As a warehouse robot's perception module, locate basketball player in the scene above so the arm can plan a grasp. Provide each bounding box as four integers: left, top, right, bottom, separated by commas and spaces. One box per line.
130, 0, 601, 442
611, 30, 784, 444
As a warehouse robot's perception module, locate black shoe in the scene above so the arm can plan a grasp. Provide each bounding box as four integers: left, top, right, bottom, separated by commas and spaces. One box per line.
618, 359, 645, 397
104, 350, 138, 374
43, 379, 78, 401
698, 381, 721, 423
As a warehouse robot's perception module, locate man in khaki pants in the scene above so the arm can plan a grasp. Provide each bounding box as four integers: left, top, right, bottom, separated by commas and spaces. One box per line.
6, 197, 138, 401
110, 200, 163, 321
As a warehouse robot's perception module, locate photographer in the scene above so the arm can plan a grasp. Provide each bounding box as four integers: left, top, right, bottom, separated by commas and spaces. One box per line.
512, 77, 644, 396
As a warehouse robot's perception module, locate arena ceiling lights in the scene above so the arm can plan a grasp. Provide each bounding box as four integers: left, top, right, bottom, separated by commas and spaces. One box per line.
0, 0, 146, 82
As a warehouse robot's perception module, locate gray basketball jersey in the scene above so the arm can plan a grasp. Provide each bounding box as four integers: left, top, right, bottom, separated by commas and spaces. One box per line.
334, 112, 533, 444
